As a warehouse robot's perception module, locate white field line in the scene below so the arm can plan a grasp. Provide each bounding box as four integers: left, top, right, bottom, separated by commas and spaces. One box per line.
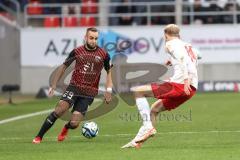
0, 109, 53, 125
0, 99, 102, 125
0, 130, 240, 141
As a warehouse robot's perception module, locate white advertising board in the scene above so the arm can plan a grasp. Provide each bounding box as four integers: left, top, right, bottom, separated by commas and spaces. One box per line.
21, 25, 240, 66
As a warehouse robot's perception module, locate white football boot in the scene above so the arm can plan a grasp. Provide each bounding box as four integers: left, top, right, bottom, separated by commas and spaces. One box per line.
121, 140, 142, 149
134, 126, 157, 143
121, 126, 156, 149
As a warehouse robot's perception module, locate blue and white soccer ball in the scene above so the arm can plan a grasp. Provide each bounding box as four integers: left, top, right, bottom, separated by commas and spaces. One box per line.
82, 121, 99, 139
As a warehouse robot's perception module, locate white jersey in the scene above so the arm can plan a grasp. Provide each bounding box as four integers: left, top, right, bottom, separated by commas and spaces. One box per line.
165, 39, 198, 89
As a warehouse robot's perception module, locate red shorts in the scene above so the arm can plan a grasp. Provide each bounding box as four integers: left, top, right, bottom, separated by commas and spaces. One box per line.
151, 82, 196, 111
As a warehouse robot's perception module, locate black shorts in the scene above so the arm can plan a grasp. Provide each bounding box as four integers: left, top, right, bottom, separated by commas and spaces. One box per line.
60, 85, 94, 115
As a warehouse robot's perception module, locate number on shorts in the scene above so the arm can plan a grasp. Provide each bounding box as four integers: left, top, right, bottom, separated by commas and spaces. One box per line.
63, 91, 74, 99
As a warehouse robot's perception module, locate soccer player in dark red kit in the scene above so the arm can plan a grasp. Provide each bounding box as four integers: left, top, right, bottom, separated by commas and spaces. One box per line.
33, 27, 113, 144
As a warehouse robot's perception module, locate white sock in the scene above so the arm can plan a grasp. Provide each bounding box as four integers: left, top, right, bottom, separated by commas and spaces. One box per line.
136, 97, 153, 129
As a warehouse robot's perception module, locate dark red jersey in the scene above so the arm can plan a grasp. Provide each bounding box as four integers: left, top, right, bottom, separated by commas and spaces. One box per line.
63, 45, 111, 97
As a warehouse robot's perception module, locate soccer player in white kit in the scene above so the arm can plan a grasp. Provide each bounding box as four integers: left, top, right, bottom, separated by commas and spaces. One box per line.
121, 24, 198, 149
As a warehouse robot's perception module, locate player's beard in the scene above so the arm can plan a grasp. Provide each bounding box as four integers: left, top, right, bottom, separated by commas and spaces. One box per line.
86, 42, 96, 50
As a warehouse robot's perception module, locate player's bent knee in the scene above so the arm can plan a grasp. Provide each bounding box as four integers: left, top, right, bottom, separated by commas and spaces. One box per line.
54, 100, 70, 116
54, 108, 66, 117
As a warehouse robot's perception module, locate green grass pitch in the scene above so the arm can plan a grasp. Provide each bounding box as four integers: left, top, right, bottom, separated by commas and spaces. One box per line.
0, 93, 240, 160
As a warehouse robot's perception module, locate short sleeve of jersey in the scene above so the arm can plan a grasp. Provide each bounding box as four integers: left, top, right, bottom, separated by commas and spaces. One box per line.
63, 49, 76, 67
104, 53, 111, 71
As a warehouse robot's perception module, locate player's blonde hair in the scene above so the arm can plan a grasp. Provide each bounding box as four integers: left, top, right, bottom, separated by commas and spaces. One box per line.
164, 24, 180, 37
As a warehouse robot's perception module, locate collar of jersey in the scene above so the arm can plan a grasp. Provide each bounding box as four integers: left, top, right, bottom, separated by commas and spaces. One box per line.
84, 45, 98, 52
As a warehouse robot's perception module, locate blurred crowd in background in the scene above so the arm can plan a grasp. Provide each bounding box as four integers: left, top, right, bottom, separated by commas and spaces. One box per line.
0, 0, 240, 26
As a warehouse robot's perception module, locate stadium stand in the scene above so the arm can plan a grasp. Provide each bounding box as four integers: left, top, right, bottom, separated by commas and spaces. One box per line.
1, 0, 240, 27
43, 16, 60, 27
27, 0, 43, 15
63, 16, 78, 27
81, 0, 98, 14
79, 16, 96, 26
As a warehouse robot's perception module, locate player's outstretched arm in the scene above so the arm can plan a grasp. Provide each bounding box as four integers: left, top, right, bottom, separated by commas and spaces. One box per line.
49, 64, 68, 97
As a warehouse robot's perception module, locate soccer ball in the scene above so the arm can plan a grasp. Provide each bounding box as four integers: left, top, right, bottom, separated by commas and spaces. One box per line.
82, 121, 99, 139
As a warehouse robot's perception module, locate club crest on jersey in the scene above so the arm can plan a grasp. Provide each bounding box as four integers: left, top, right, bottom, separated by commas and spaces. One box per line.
95, 56, 102, 62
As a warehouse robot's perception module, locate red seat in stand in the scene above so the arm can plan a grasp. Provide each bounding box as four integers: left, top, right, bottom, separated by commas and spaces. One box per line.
43, 17, 60, 27
79, 17, 96, 26
63, 16, 78, 27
